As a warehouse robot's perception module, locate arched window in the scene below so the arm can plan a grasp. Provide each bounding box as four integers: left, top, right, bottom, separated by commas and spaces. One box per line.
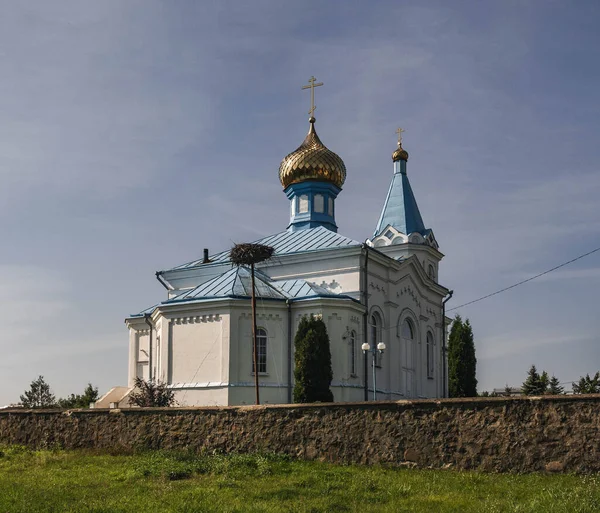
428, 264, 436, 281
349, 330, 357, 376
401, 319, 414, 340
401, 318, 415, 369
298, 195, 309, 213
371, 312, 382, 366
401, 318, 415, 395
314, 194, 324, 213
253, 328, 267, 374
426, 332, 434, 378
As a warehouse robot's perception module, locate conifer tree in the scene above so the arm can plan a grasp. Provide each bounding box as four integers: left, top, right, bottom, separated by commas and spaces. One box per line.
19, 375, 56, 408
539, 371, 549, 393
447, 315, 477, 397
522, 365, 540, 395
293, 315, 334, 403
572, 372, 600, 394
521, 365, 549, 395
547, 375, 564, 395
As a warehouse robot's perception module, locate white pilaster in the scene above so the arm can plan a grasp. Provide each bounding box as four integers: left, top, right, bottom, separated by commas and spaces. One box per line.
128, 328, 138, 388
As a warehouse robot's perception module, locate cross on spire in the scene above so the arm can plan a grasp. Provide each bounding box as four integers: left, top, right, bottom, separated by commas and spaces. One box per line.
396, 127, 406, 146
302, 76, 324, 118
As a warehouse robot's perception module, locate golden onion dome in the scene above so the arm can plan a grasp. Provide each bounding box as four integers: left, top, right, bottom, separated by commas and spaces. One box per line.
279, 117, 346, 189
392, 142, 409, 162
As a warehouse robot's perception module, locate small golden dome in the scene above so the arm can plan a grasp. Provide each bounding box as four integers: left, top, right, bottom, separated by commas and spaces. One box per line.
279, 118, 346, 189
392, 143, 409, 162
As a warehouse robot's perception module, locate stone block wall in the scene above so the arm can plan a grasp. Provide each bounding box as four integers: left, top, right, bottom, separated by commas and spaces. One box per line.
1, 395, 599, 473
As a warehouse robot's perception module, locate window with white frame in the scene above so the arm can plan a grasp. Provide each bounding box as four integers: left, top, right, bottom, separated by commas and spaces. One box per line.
252, 328, 268, 374
426, 331, 434, 378
350, 330, 357, 376
314, 194, 324, 213
371, 312, 382, 366
298, 195, 309, 213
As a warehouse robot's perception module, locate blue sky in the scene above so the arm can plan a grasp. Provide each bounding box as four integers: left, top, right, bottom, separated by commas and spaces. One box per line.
1, 1, 599, 405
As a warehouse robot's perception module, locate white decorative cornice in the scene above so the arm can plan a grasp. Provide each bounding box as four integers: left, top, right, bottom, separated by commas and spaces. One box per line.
239, 312, 282, 321
170, 314, 221, 325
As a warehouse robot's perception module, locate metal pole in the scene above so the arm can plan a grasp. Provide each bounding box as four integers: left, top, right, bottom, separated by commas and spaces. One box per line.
442, 290, 454, 398
251, 263, 260, 405
372, 349, 377, 400
362, 245, 370, 401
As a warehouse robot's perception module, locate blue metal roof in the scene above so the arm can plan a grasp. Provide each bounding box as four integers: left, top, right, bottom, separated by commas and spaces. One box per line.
373, 165, 428, 238
131, 266, 357, 316
170, 267, 287, 302
167, 226, 360, 272
272, 279, 331, 298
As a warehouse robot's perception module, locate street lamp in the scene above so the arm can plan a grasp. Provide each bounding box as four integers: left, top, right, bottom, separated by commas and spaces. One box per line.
362, 341, 386, 400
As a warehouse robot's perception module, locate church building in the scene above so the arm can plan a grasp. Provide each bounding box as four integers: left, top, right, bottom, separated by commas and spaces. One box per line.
99, 80, 451, 407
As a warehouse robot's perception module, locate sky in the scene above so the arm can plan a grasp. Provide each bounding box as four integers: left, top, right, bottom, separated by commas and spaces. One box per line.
1, 0, 599, 405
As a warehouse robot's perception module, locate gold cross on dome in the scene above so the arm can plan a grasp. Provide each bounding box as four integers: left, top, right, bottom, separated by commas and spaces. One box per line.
396, 127, 406, 145
302, 76, 324, 117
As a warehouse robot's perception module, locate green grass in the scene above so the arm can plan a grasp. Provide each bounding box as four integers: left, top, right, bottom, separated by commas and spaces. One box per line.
0, 446, 598, 512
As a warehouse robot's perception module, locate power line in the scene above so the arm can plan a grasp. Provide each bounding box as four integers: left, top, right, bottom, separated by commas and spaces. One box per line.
447, 245, 600, 312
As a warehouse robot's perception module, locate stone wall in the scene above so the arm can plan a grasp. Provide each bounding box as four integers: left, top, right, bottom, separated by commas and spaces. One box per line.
1, 395, 599, 473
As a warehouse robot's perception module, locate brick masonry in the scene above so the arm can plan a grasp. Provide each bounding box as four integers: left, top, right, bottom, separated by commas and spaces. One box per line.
1, 395, 599, 472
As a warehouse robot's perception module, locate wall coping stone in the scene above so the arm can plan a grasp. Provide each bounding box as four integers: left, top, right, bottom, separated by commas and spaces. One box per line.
2, 393, 600, 416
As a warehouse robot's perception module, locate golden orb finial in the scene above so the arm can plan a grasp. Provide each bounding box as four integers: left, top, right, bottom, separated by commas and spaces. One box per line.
279, 78, 346, 189
279, 117, 346, 189
392, 127, 409, 162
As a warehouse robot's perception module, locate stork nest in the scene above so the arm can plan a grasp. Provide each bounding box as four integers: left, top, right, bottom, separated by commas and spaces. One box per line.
230, 243, 275, 266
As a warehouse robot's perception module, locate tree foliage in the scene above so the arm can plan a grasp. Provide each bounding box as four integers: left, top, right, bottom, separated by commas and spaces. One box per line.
521, 366, 565, 395
293, 315, 334, 403
572, 372, 600, 394
19, 376, 56, 408
521, 365, 547, 395
57, 383, 99, 409
447, 316, 477, 397
547, 375, 565, 395
128, 377, 176, 407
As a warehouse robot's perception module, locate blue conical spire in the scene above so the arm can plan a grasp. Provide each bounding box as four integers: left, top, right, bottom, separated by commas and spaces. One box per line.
373, 146, 427, 238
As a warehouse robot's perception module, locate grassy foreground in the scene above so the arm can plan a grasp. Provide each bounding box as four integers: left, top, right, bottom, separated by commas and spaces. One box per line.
0, 446, 598, 512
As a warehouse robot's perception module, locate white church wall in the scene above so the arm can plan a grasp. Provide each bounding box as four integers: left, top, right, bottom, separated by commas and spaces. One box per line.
127, 327, 149, 387
229, 304, 289, 405
167, 312, 228, 387
364, 253, 446, 400
262, 250, 361, 298
171, 387, 229, 406
161, 263, 232, 293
